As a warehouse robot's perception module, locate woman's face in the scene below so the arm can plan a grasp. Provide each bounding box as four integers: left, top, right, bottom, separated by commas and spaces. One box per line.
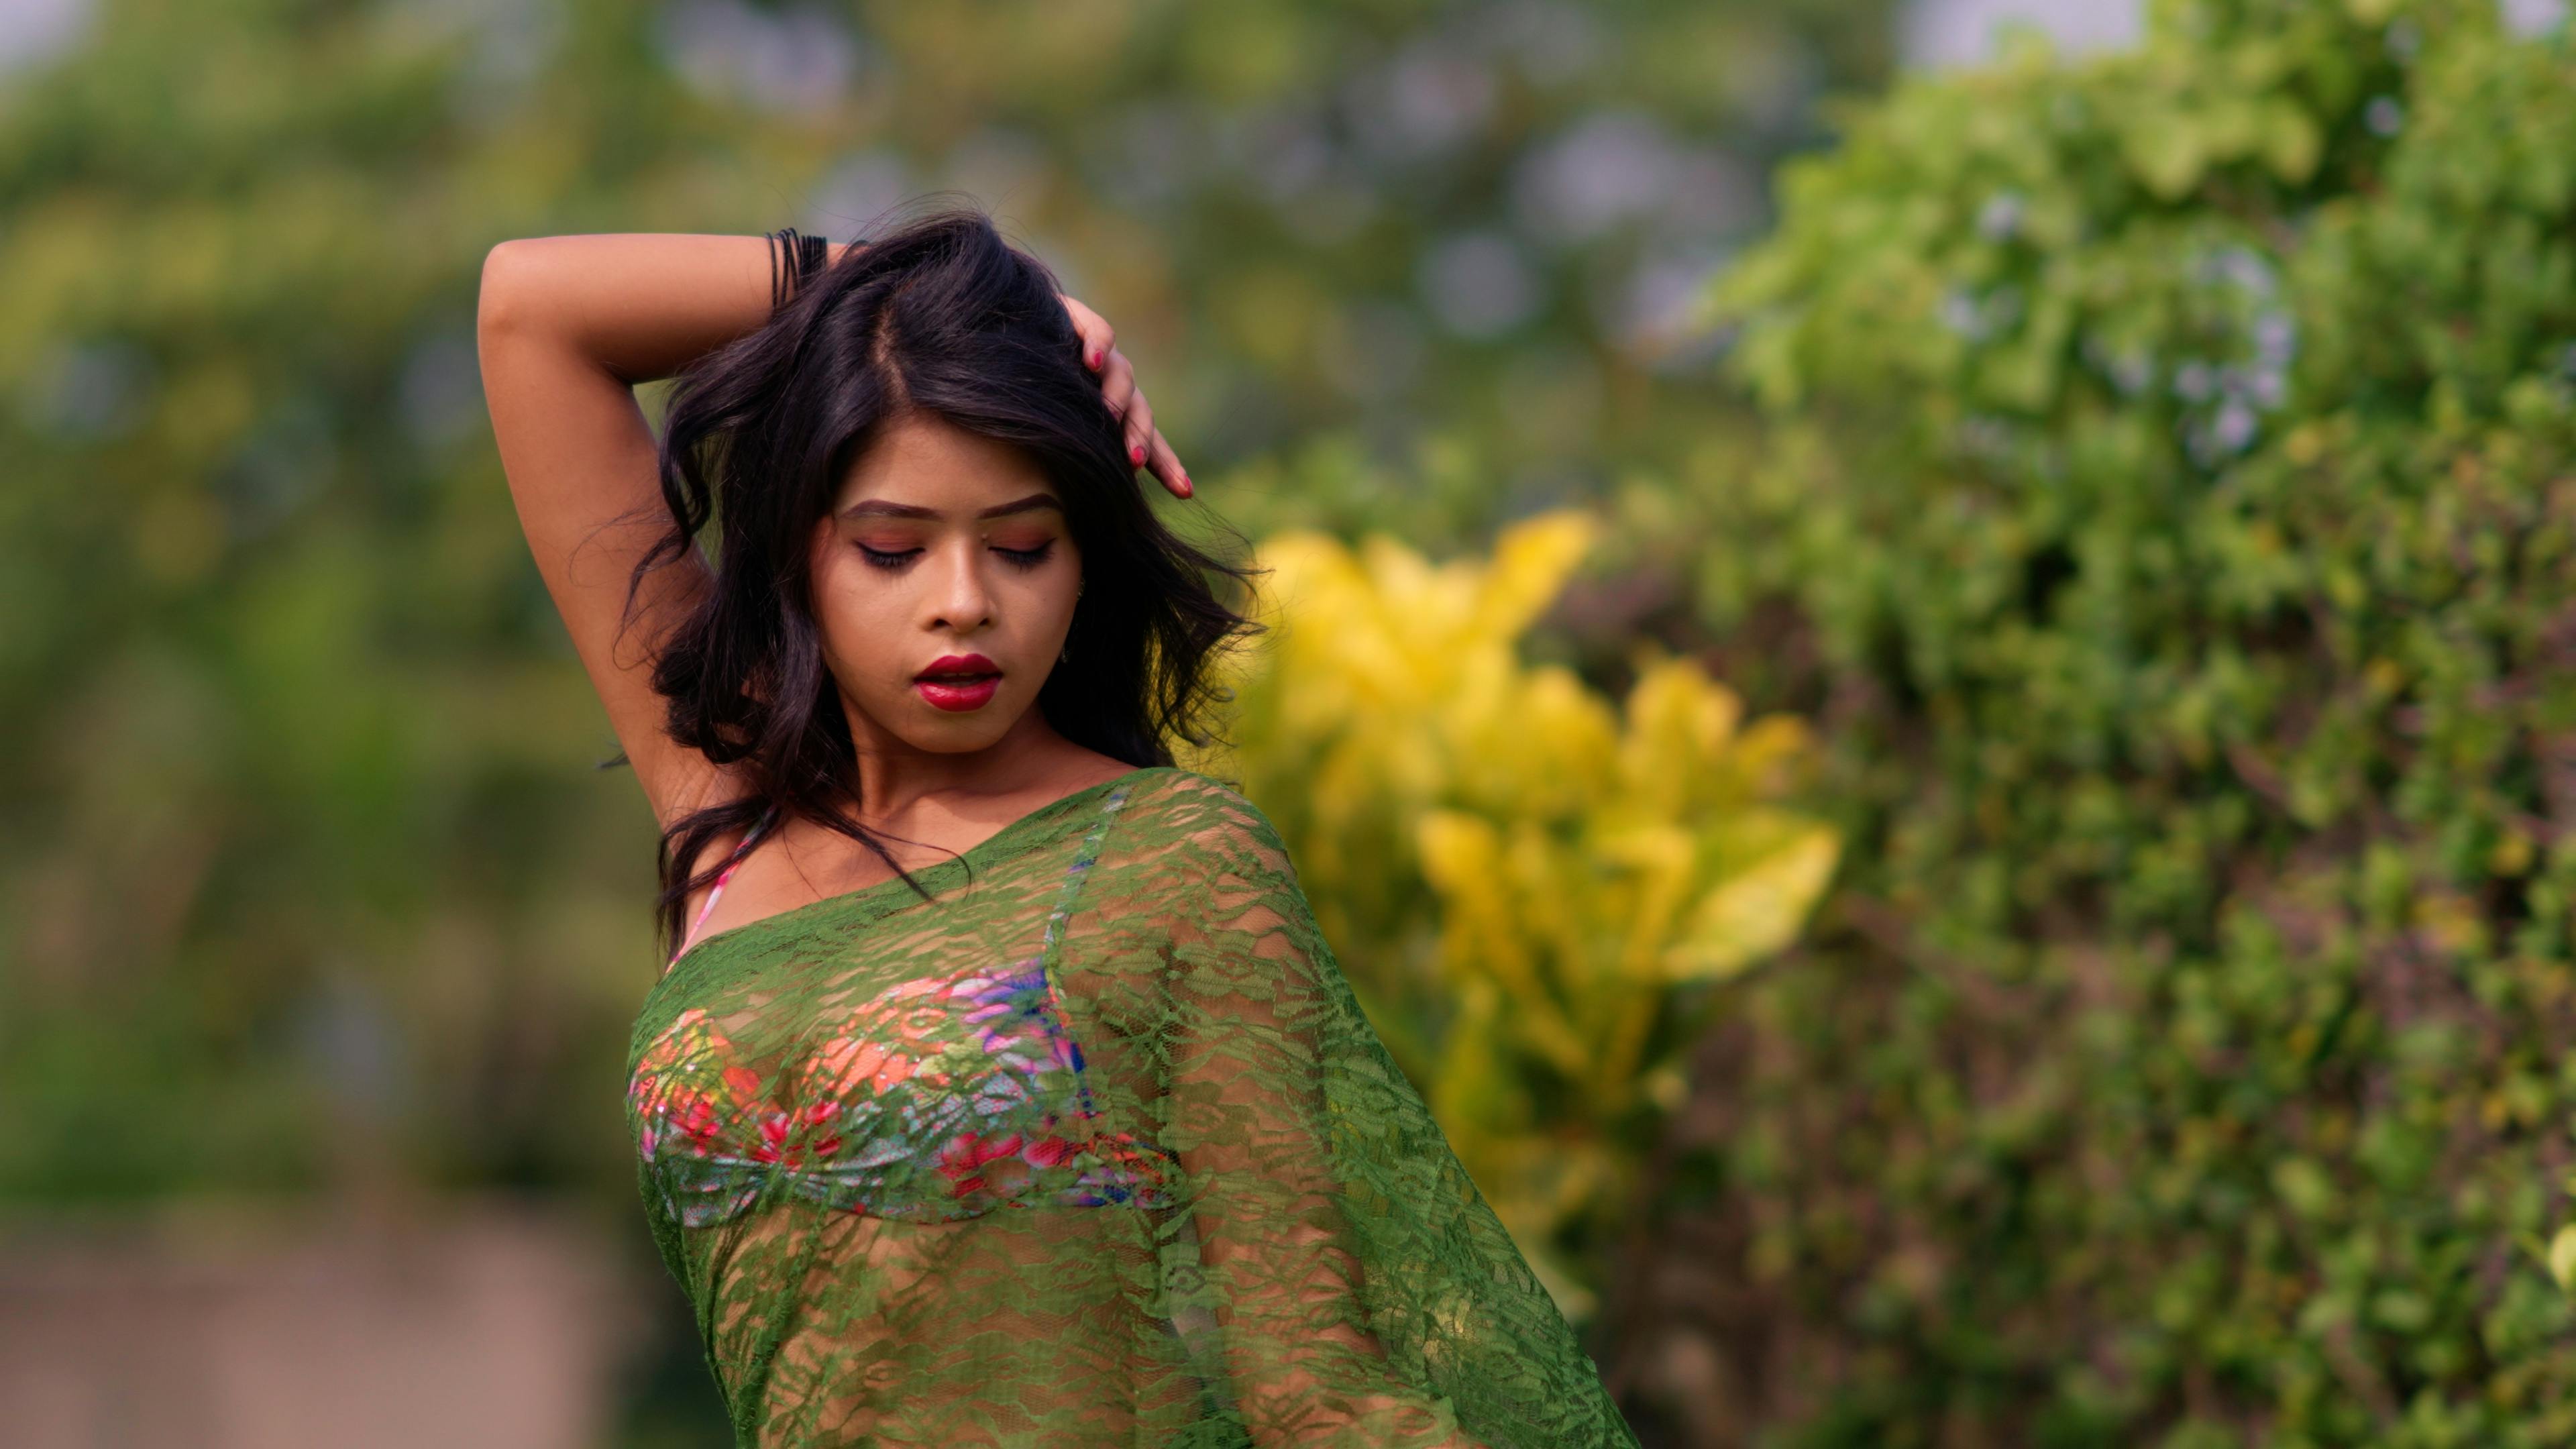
808, 411, 1081, 758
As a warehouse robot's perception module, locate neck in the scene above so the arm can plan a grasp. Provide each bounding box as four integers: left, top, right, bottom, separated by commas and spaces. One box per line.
839, 698, 1079, 824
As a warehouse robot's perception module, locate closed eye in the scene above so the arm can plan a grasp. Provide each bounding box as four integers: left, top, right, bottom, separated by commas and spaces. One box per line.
854, 541, 1055, 571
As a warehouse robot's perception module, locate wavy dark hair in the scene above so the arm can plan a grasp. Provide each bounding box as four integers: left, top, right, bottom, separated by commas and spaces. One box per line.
615, 203, 1259, 961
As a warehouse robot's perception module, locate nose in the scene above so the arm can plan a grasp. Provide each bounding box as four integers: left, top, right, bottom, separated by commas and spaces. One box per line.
924, 537, 996, 633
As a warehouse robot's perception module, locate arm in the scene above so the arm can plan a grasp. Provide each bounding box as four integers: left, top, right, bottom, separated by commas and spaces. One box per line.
475, 233, 837, 831
478, 233, 859, 388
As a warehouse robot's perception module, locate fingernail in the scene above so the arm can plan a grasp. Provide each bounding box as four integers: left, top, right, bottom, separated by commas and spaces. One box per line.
1130, 443, 1146, 465
1087, 349, 1102, 369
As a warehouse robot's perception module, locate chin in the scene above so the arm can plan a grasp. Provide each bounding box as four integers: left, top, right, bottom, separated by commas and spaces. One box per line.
885, 698, 1028, 753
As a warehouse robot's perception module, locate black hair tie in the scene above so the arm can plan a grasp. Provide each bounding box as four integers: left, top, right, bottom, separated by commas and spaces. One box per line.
766, 227, 841, 311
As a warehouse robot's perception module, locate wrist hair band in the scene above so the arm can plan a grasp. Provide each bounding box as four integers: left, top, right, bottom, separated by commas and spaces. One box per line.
767, 227, 840, 311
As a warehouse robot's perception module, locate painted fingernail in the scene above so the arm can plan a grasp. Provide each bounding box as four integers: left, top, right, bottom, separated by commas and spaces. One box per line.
1130, 443, 1146, 465
1087, 348, 1102, 369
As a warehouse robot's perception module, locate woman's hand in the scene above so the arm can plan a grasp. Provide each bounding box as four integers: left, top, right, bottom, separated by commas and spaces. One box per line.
1058, 292, 1193, 500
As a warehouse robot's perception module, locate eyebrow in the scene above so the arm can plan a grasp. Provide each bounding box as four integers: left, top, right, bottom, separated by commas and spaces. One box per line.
838, 492, 1064, 523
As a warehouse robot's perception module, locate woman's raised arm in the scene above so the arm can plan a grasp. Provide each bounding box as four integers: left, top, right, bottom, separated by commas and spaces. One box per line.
475, 233, 848, 832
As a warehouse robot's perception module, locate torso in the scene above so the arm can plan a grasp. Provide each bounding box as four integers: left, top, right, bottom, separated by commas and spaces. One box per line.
627, 767, 1197, 1440
623, 769, 1627, 1448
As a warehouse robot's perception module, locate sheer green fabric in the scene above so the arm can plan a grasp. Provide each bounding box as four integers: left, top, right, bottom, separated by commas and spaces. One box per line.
627, 765, 1640, 1448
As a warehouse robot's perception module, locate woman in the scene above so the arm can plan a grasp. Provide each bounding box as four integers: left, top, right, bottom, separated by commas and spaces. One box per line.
475, 207, 1638, 1448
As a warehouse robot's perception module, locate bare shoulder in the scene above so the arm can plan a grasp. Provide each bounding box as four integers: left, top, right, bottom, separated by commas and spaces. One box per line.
1059, 749, 1150, 793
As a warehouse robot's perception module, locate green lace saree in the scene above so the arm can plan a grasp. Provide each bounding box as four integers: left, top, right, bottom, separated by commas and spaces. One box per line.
627, 765, 1640, 1448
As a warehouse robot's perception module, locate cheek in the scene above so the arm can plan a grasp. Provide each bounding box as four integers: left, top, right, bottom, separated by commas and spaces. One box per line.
806, 556, 908, 669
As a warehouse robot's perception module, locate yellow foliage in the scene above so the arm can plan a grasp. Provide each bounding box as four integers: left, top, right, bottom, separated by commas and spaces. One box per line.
1189, 510, 1841, 1314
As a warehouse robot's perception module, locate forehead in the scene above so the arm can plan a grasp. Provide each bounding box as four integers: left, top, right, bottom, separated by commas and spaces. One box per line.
835, 411, 1057, 513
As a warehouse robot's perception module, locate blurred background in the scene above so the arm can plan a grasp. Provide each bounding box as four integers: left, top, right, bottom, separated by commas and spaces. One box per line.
8, 0, 2576, 1444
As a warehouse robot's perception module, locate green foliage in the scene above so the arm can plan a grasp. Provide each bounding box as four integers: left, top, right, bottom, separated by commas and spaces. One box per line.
1664, 0, 2576, 1440
0, 0, 1881, 1440
0, 0, 1889, 1209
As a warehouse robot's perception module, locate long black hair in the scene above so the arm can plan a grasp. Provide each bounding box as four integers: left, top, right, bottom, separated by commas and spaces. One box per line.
619, 201, 1259, 960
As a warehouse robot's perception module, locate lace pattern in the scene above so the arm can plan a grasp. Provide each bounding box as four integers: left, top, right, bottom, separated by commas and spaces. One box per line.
625, 767, 1640, 1448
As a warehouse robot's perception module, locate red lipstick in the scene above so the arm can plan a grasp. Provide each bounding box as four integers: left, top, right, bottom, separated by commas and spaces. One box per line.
914, 653, 1002, 712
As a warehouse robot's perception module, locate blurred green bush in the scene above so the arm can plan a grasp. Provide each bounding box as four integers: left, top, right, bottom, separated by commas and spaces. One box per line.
1651, 0, 2576, 1440
0, 0, 1890, 1216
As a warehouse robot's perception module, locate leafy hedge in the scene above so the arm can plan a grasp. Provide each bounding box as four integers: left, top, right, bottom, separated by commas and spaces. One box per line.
1644, 1, 2576, 1442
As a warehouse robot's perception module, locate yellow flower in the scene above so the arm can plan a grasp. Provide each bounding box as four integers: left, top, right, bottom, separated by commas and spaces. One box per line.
1205, 511, 1841, 1318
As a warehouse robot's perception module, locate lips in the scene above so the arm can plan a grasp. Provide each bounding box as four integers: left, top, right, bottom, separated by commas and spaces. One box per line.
914, 653, 1002, 712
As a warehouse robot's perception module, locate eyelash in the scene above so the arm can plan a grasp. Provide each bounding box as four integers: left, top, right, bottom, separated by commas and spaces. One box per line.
857, 542, 1055, 572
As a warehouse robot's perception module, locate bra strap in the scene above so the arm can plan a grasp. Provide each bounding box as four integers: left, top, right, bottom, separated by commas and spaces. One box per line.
669, 808, 780, 968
